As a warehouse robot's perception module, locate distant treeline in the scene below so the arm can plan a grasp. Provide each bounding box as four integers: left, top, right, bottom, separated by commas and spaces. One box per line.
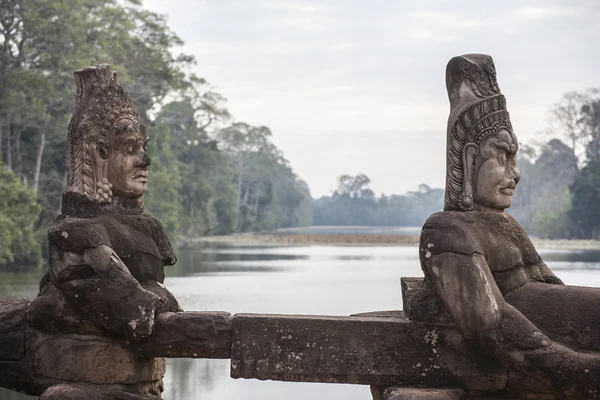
315, 90, 600, 241
313, 174, 443, 227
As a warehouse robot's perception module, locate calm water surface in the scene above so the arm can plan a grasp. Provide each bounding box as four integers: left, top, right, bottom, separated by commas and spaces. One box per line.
2, 244, 600, 399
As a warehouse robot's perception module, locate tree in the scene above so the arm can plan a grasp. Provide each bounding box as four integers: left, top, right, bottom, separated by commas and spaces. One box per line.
570, 159, 600, 238
547, 89, 600, 164
510, 139, 578, 237
0, 161, 41, 267
217, 123, 275, 230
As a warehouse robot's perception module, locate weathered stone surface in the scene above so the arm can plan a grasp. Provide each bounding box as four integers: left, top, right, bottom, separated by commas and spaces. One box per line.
401, 278, 451, 324
0, 300, 28, 360
0, 360, 35, 395
30, 329, 165, 385
231, 313, 506, 390
28, 282, 104, 336
40, 383, 160, 400
372, 386, 466, 400
128, 311, 232, 358
415, 53, 600, 398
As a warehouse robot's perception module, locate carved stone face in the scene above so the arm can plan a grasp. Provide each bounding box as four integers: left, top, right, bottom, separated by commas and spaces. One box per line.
106, 120, 150, 199
473, 129, 520, 211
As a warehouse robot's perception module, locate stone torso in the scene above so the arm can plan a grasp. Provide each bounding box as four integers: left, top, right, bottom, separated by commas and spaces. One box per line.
48, 212, 175, 284
420, 211, 546, 295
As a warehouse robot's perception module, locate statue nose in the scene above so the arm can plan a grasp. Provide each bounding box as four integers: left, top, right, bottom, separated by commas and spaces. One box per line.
137, 152, 151, 167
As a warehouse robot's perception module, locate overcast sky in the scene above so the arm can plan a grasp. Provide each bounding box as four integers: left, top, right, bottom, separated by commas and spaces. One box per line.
145, 0, 598, 197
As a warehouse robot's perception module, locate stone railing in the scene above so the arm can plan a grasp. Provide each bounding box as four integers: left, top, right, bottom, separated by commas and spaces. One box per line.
0, 277, 537, 400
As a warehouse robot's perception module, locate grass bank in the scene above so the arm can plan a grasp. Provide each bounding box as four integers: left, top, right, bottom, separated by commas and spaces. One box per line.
180, 233, 600, 250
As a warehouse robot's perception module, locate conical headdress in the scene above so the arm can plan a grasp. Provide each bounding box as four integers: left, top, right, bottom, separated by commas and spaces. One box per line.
66, 64, 141, 201
444, 54, 513, 211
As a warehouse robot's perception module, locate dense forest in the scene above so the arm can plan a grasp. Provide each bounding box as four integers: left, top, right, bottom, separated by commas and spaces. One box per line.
1, 0, 599, 268
0, 0, 313, 267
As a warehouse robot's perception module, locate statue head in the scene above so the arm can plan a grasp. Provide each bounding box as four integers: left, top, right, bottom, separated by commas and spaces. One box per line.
66, 64, 150, 206
444, 54, 520, 212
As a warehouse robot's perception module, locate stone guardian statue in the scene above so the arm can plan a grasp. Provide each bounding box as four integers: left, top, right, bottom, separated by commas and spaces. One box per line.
27, 64, 181, 399
420, 54, 600, 398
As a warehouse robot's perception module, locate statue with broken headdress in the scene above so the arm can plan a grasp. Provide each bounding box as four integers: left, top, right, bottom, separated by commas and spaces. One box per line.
26, 64, 182, 399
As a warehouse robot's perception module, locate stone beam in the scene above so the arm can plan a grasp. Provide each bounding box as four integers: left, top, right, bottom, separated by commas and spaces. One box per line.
230, 313, 507, 390
128, 311, 232, 359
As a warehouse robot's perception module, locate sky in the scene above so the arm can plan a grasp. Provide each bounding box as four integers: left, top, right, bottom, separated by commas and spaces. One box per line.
145, 0, 599, 197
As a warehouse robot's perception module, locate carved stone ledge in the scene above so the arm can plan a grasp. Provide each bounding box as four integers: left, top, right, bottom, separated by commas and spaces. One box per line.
371, 386, 466, 400
127, 311, 232, 359
230, 313, 507, 390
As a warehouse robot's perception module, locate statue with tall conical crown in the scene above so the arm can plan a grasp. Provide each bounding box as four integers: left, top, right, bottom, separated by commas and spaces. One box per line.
27, 64, 181, 399
419, 54, 600, 398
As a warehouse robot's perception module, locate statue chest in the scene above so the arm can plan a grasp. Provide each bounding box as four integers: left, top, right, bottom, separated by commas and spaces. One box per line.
484, 235, 546, 294
108, 226, 166, 283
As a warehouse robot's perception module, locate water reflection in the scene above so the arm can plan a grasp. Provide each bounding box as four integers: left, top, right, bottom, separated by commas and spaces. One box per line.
0, 269, 43, 300
2, 244, 600, 399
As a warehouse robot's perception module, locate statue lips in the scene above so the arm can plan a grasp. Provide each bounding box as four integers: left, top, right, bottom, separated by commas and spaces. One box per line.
499, 181, 516, 196
132, 170, 148, 183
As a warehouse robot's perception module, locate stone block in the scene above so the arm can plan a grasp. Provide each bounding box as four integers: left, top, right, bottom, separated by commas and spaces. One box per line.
0, 300, 29, 360
29, 329, 162, 385
0, 360, 36, 395
231, 313, 507, 390
372, 386, 466, 400
128, 311, 232, 359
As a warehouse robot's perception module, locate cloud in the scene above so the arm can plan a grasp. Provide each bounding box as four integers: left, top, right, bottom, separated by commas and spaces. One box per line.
331, 42, 356, 52
410, 30, 456, 42
180, 41, 241, 56
282, 17, 325, 31
260, 40, 290, 54
515, 7, 586, 19
260, 0, 321, 14
408, 11, 483, 29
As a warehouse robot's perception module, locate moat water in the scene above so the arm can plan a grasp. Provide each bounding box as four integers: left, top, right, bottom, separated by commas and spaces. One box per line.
2, 243, 600, 399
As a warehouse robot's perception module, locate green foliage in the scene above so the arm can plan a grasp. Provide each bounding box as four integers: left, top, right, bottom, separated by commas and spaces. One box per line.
0, 162, 41, 266
510, 139, 578, 237
569, 159, 600, 238
1, 0, 313, 266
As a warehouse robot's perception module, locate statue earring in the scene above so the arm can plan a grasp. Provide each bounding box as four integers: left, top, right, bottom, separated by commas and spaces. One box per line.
459, 192, 473, 211
95, 178, 113, 203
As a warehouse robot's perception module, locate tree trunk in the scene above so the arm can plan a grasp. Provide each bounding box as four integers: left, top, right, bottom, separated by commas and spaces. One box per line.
32, 132, 46, 193
14, 127, 22, 175
6, 116, 12, 170
253, 188, 259, 214
0, 115, 3, 163
235, 173, 243, 230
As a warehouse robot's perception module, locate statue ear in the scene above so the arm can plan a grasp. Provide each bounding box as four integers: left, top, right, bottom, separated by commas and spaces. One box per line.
460, 143, 478, 210
98, 142, 108, 159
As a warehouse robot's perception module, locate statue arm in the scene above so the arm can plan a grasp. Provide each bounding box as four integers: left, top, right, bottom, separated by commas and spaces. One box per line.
538, 261, 564, 285
49, 244, 164, 340
424, 252, 585, 392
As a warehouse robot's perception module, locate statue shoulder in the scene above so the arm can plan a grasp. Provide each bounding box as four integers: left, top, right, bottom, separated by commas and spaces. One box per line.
48, 216, 110, 252
139, 212, 177, 266
420, 211, 484, 259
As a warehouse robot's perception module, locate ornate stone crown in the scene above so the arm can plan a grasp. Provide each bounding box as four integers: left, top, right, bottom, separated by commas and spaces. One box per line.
66, 64, 143, 203
444, 54, 514, 211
